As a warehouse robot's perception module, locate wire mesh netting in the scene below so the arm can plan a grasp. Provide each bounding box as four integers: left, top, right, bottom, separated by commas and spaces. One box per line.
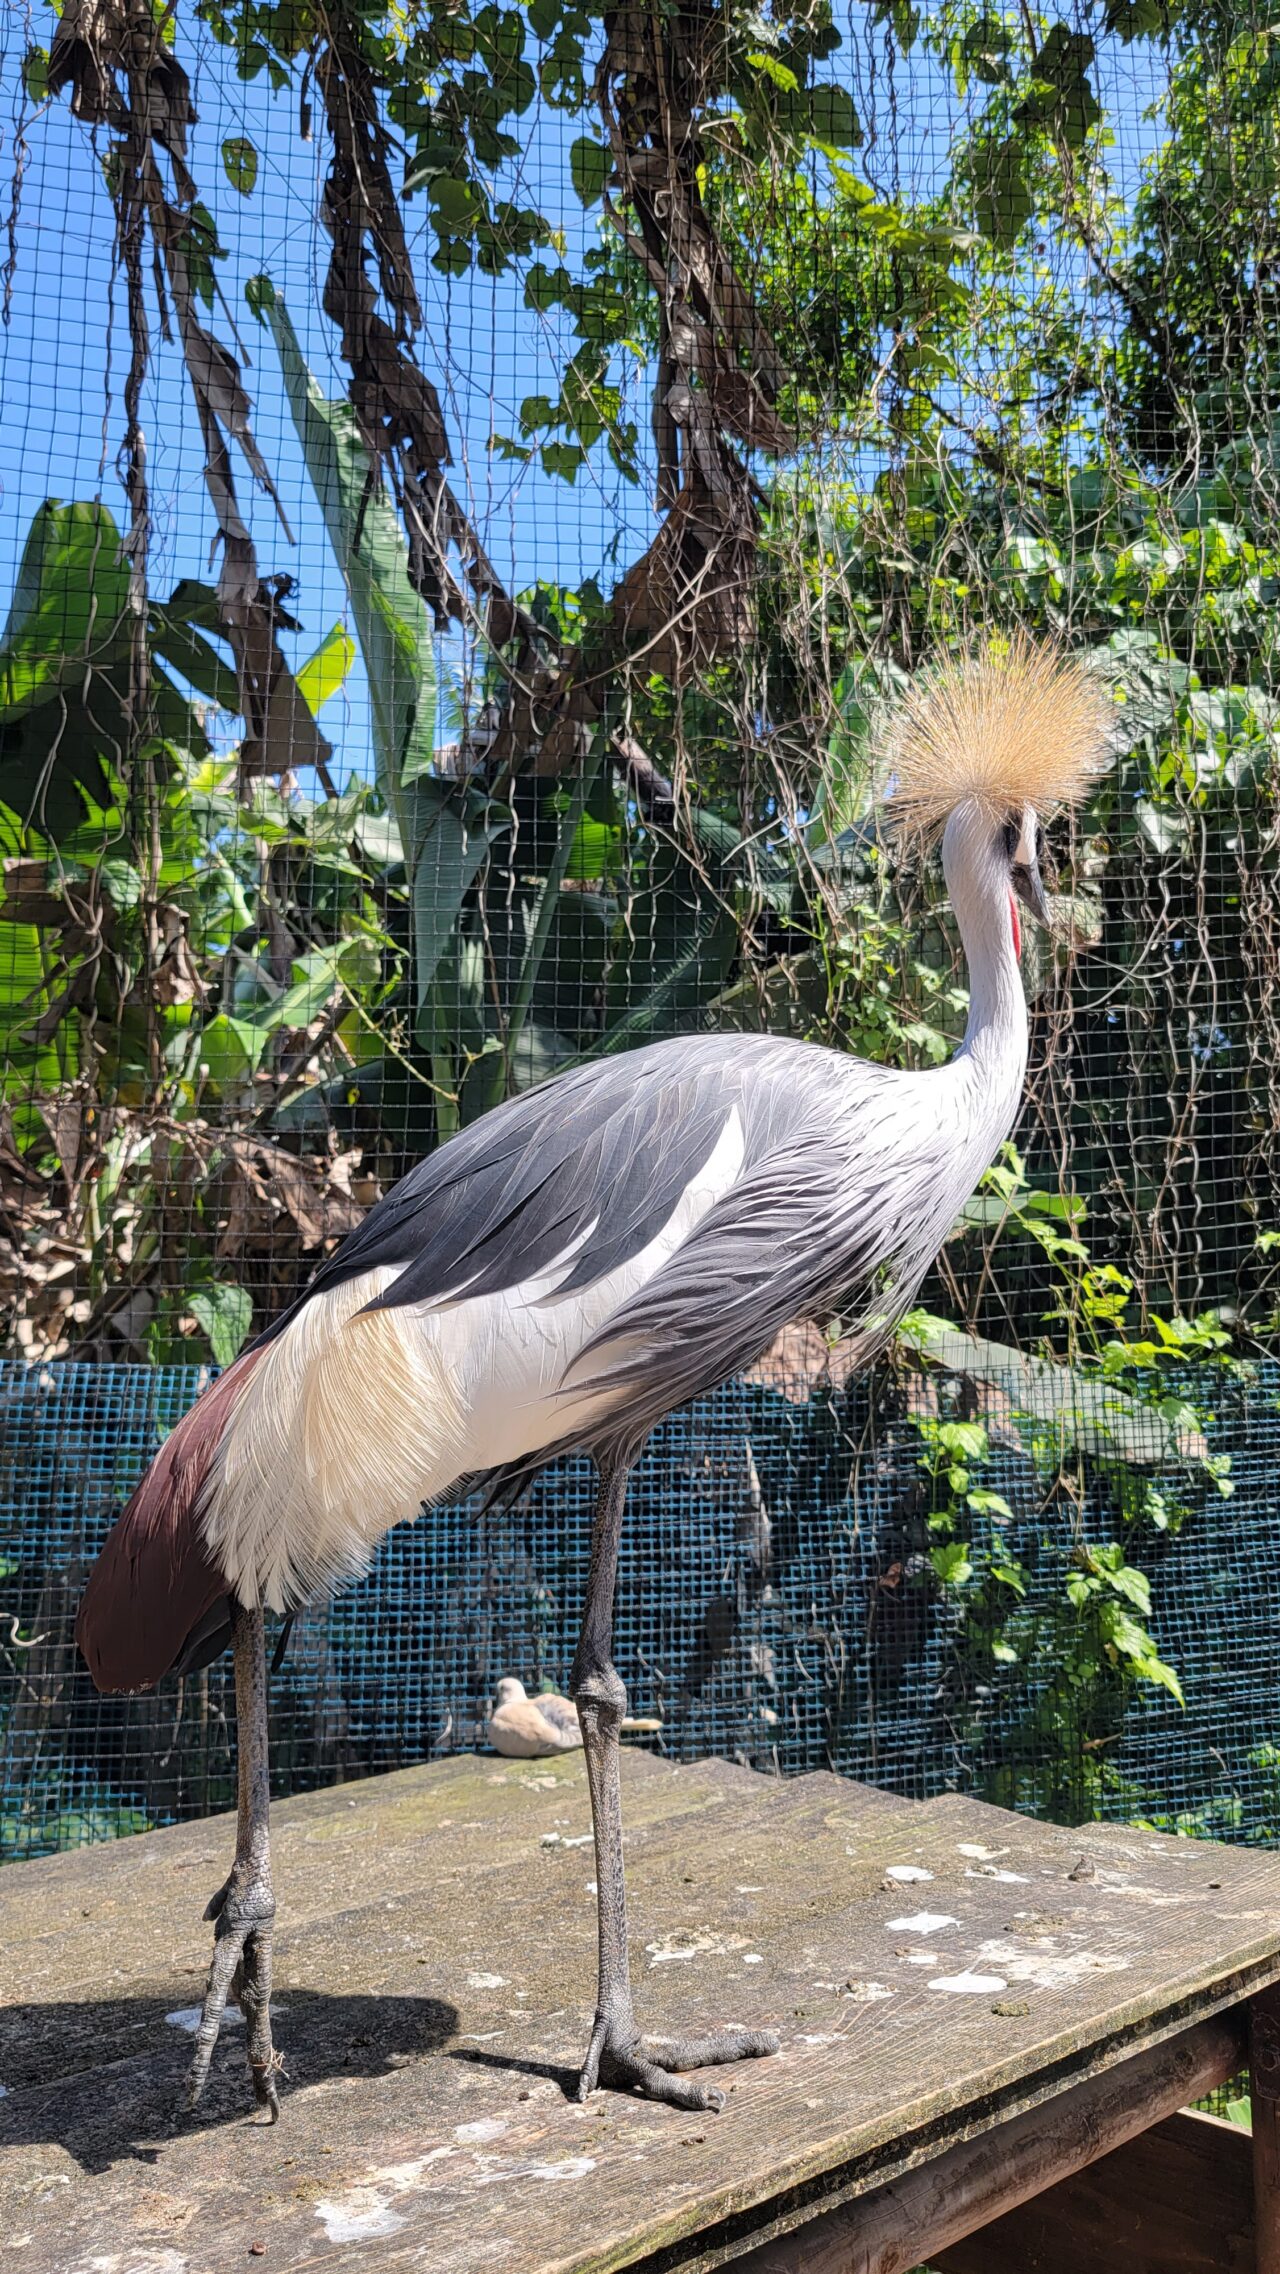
4, 1352, 1278, 1861
0, 0, 1278, 1862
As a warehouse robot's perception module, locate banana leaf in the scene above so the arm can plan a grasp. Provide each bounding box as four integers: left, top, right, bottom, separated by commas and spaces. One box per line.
267, 296, 518, 1029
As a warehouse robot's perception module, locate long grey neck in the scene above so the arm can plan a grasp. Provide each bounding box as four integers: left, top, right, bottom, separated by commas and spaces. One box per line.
942, 804, 1029, 1112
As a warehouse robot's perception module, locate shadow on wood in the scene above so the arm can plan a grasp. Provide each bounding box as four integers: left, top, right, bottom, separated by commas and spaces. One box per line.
0, 1991, 458, 2174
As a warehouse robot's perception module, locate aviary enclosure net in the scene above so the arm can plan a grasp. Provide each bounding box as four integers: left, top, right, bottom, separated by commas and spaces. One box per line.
0, 0, 1278, 1861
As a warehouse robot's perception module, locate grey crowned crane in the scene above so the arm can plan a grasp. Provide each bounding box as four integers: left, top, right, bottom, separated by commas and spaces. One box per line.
76, 643, 1110, 2119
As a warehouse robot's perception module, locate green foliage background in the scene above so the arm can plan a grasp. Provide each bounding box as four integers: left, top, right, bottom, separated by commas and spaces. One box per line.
0, 0, 1278, 1793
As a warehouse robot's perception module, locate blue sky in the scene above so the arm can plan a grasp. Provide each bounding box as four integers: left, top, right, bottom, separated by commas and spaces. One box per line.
0, 4, 1169, 788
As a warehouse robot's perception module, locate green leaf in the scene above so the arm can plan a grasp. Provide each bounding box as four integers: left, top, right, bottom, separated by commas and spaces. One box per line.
541, 441, 585, 482
806, 86, 862, 149
0, 499, 176, 835
810, 666, 877, 846
1023, 28, 1099, 150
195, 1013, 269, 1091
268, 298, 494, 1052
564, 815, 622, 882
973, 137, 1031, 247
151, 587, 239, 711
0, 500, 131, 720
605, 822, 740, 1045
189, 1282, 253, 1367
930, 1542, 974, 1587
296, 622, 356, 716
353, 810, 404, 866
524, 261, 575, 313
569, 136, 610, 204
932, 1419, 988, 1460
22, 47, 49, 104
990, 1561, 1027, 1597
967, 1489, 1015, 1521
244, 273, 276, 321
747, 50, 801, 93
432, 175, 480, 230
266, 297, 436, 793
870, 0, 919, 44
237, 945, 347, 1039
408, 777, 513, 1018
1132, 1651, 1185, 1707
961, 16, 1013, 84
99, 857, 143, 911
221, 137, 258, 195
1104, 1559, 1153, 1615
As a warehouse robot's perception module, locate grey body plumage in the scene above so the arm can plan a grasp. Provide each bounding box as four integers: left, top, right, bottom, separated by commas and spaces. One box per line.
266, 1021, 1015, 1489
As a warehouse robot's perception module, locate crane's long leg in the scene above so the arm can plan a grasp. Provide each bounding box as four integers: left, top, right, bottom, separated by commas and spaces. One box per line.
186, 1601, 281, 2120
572, 1456, 778, 2113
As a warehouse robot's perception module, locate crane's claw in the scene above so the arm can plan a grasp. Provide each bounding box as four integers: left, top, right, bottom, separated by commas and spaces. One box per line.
575, 2019, 778, 2112
185, 1876, 281, 2121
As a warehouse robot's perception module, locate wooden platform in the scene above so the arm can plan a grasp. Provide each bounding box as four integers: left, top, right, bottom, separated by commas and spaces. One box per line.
5, 1752, 1280, 2272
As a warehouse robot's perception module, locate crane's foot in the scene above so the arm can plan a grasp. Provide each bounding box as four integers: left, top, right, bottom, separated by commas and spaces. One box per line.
575, 2015, 778, 2112
185, 1874, 282, 2121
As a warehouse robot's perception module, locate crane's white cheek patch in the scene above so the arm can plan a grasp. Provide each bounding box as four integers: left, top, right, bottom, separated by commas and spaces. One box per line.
885, 1912, 958, 1935
928, 1971, 1009, 1995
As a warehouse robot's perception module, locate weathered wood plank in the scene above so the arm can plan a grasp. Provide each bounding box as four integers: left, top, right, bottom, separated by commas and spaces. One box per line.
4, 1756, 1280, 2274
726, 2013, 1243, 2274
1253, 1986, 1280, 2274
933, 2109, 1252, 2274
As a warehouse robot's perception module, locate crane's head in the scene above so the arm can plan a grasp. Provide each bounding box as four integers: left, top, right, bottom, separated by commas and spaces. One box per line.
1001, 805, 1051, 956
882, 641, 1113, 926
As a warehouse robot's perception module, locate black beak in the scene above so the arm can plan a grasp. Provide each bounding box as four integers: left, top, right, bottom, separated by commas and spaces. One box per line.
1012, 861, 1052, 928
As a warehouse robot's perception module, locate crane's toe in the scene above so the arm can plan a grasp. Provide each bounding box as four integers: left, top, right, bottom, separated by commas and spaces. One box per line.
646, 2026, 781, 2074
185, 1876, 282, 2121
575, 2018, 778, 2111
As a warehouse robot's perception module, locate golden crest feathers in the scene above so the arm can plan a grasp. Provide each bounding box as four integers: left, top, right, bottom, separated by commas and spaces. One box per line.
883, 638, 1113, 836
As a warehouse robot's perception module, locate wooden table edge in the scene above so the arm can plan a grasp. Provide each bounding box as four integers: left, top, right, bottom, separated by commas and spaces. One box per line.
610, 1956, 1280, 2274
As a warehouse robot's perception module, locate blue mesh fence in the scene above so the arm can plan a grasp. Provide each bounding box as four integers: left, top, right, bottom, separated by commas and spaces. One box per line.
3, 1356, 1278, 1863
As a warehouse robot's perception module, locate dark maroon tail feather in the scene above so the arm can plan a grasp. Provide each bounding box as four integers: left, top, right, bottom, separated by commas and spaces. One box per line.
75, 1348, 264, 1694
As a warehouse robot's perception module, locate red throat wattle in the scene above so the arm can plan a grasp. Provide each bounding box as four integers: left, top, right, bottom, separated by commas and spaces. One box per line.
1009, 892, 1021, 960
